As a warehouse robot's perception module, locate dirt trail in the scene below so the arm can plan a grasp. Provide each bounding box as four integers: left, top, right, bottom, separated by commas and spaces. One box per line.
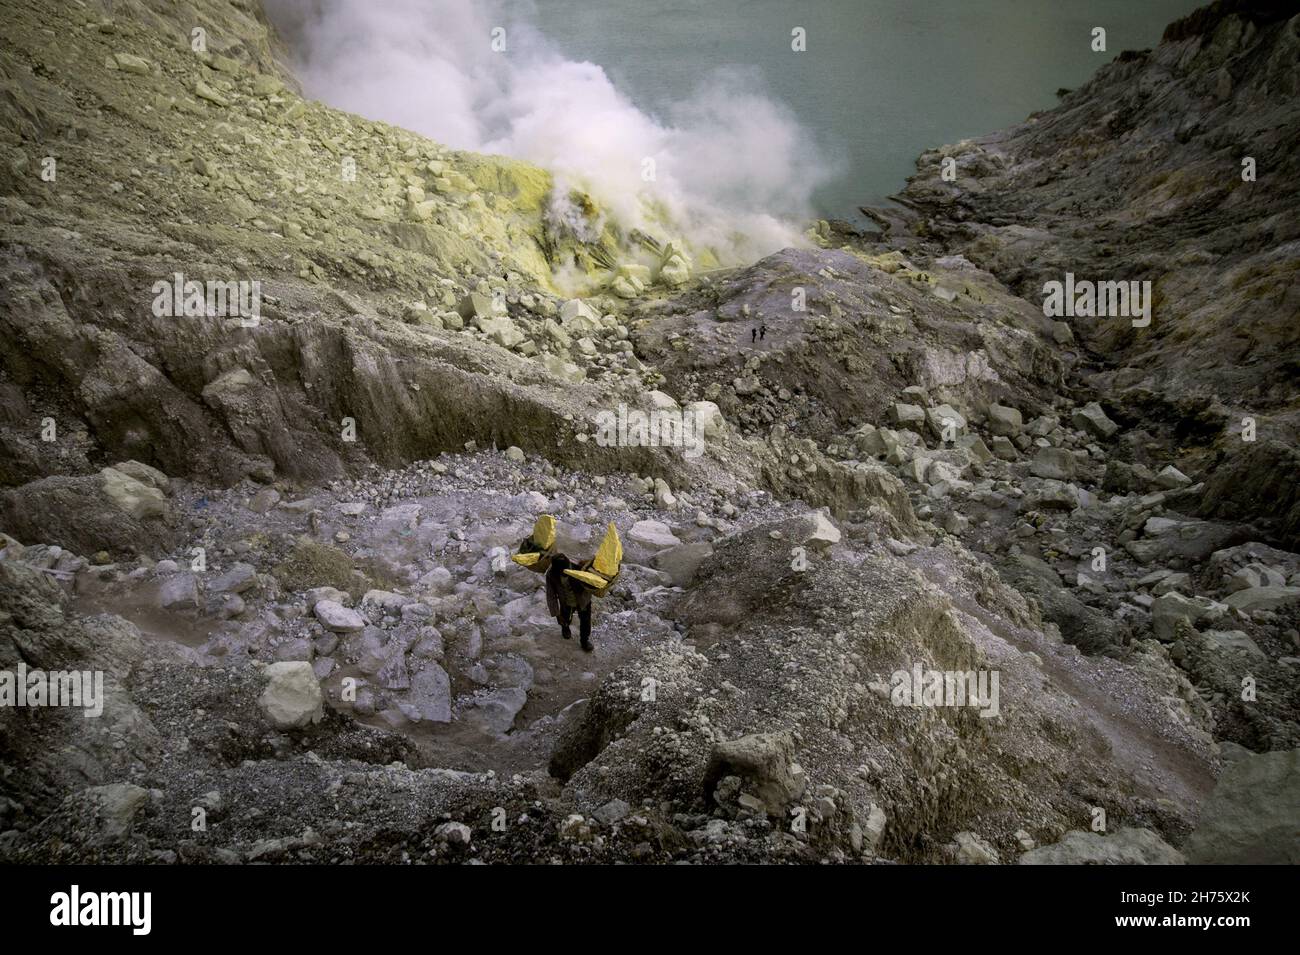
72, 573, 662, 777
351, 611, 663, 776
63, 467, 699, 780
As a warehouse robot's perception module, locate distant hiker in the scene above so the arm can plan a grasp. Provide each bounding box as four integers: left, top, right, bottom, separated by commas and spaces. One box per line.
512, 517, 622, 654
759, 324, 767, 341
751, 327, 757, 344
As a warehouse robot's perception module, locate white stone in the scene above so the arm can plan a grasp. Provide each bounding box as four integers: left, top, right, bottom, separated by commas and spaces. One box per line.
315, 600, 366, 632
258, 661, 324, 729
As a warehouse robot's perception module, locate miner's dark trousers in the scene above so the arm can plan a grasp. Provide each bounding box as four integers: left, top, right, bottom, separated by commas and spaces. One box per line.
559, 605, 592, 642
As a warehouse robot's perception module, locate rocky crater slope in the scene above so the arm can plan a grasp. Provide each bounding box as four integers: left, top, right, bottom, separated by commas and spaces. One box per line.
0, 0, 1296, 864
879, 0, 1300, 548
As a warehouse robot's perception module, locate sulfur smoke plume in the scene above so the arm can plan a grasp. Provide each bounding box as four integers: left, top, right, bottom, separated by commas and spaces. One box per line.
264, 0, 835, 264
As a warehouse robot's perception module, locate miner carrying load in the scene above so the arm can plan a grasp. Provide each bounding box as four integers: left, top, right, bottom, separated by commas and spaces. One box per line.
512, 515, 622, 653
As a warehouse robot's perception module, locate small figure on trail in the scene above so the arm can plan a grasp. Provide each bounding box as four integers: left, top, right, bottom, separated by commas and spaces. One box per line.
759, 324, 767, 341
751, 327, 757, 344
512, 516, 622, 653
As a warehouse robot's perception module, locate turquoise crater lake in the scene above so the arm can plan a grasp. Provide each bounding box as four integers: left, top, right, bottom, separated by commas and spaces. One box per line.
537, 0, 1204, 218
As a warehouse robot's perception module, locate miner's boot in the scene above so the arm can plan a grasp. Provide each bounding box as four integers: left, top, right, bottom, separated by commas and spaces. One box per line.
579, 606, 593, 653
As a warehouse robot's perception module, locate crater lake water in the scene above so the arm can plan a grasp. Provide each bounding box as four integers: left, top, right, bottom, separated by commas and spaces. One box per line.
535, 0, 1205, 219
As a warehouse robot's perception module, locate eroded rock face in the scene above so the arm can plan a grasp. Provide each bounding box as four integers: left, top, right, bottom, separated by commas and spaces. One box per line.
0, 561, 162, 823
0, 0, 765, 517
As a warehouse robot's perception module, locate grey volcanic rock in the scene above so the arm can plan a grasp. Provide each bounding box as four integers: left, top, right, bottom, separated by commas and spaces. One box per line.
0, 561, 162, 822
652, 542, 714, 587
0, 475, 177, 557
702, 730, 807, 818
158, 574, 199, 611
635, 245, 1066, 451
209, 562, 257, 594
1185, 748, 1300, 864
82, 784, 152, 844
1030, 447, 1077, 481
987, 404, 1023, 436
1223, 585, 1300, 613
1199, 440, 1300, 548
1071, 403, 1119, 441
314, 600, 366, 633
553, 515, 1213, 861
1019, 828, 1184, 865
407, 663, 452, 723
258, 662, 324, 730
998, 553, 1122, 654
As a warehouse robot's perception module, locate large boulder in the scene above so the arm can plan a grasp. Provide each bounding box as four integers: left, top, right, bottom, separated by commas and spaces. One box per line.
109, 460, 170, 494
477, 315, 525, 349
987, 404, 1023, 436
406, 662, 452, 723
1030, 447, 1077, 481
0, 474, 176, 556
83, 783, 151, 843
952, 831, 1000, 864
659, 254, 691, 287
258, 661, 324, 730
1184, 748, 1300, 864
925, 404, 966, 440
462, 686, 527, 735
1071, 401, 1118, 439
685, 400, 725, 440
1223, 586, 1300, 614
559, 298, 601, 331
456, 291, 505, 322
801, 510, 842, 548
889, 402, 926, 430
539, 353, 585, 383
158, 573, 199, 611
627, 520, 680, 551
1150, 592, 1202, 642
1155, 465, 1193, 489
1019, 828, 1184, 864
1125, 518, 1241, 565
208, 562, 257, 594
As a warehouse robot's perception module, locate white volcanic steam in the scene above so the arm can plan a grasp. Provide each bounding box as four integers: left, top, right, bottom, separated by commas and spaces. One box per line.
265, 0, 834, 264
